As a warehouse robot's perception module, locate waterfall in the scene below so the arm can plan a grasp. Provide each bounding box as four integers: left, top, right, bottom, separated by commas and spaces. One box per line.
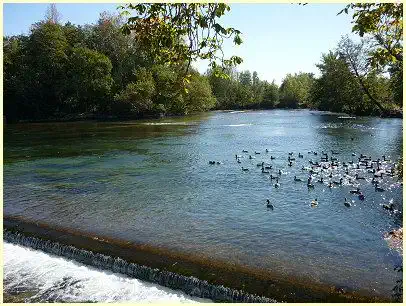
4, 230, 276, 303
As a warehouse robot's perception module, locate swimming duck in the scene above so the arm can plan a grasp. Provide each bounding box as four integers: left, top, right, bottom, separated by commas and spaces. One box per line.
358, 193, 365, 201
209, 161, 216, 165
249, 155, 255, 159
265, 165, 272, 169
298, 153, 303, 158
333, 178, 343, 185
242, 150, 248, 153
257, 162, 264, 167
237, 159, 241, 164
375, 185, 385, 192
307, 183, 315, 188
311, 198, 318, 207
266, 199, 274, 210
288, 152, 293, 155
374, 172, 384, 178
352, 153, 356, 156
265, 149, 269, 153
270, 156, 276, 160
350, 187, 361, 194
294, 176, 302, 182
274, 178, 280, 188
318, 177, 324, 183
288, 162, 293, 167
255, 151, 261, 154
355, 174, 365, 180
241, 167, 249, 171
261, 168, 270, 174
383, 203, 394, 211
328, 182, 333, 188
344, 198, 351, 207
270, 174, 278, 180
288, 156, 295, 161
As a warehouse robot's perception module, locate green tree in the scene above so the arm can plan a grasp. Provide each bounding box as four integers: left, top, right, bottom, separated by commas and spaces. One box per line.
119, 3, 243, 81
68, 47, 113, 113
113, 67, 155, 116
279, 73, 314, 108
183, 72, 216, 113
338, 3, 403, 66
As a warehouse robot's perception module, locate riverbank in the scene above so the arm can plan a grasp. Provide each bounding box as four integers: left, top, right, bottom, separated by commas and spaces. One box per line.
4, 215, 390, 303
4, 106, 402, 124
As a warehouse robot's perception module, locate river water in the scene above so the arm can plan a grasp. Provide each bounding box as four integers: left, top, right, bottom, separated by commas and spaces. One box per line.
3, 110, 403, 300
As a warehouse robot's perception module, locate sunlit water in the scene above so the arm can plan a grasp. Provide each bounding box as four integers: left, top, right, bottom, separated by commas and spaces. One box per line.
4, 110, 403, 298
3, 242, 209, 303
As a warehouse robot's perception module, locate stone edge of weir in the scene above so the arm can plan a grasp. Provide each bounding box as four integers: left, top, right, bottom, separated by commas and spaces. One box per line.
3, 215, 390, 303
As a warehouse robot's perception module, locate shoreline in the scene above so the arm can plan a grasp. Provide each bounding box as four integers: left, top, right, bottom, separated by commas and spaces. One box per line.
4, 108, 402, 124
3, 215, 390, 302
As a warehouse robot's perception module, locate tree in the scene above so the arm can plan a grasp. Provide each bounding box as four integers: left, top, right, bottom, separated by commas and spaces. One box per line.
183, 72, 216, 113
279, 73, 314, 108
337, 35, 386, 113
119, 3, 243, 81
113, 67, 155, 116
68, 47, 113, 113
261, 81, 279, 109
45, 3, 62, 24
338, 3, 403, 67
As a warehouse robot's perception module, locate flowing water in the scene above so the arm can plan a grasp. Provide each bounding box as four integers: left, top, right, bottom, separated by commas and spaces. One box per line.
3, 110, 403, 300
3, 242, 210, 303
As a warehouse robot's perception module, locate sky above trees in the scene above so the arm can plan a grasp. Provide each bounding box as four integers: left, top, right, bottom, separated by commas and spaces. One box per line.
4, 3, 355, 84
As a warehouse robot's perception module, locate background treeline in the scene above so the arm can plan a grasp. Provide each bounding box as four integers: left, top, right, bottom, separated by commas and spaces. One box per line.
4, 10, 402, 123
4, 12, 217, 122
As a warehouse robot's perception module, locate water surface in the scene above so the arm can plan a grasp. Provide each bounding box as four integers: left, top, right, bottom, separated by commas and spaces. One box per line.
4, 110, 403, 298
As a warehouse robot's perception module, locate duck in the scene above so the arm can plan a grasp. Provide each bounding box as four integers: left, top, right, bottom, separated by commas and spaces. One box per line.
237, 159, 241, 164
249, 155, 254, 159
383, 203, 394, 211
264, 165, 272, 169
328, 182, 333, 188
311, 198, 318, 207
270, 156, 276, 160
266, 199, 274, 210
216, 161, 221, 165
257, 162, 264, 167
375, 185, 385, 192
352, 153, 356, 156
374, 172, 384, 178
241, 167, 249, 171
298, 153, 303, 158
209, 161, 216, 165
344, 198, 351, 207
318, 177, 324, 183
350, 187, 361, 194
288, 156, 295, 161
270, 174, 278, 180
242, 150, 248, 153
355, 174, 365, 180
278, 169, 282, 176
288, 162, 293, 167
274, 178, 280, 188
265, 149, 269, 153
288, 152, 293, 155
261, 168, 270, 174
358, 193, 365, 201
307, 183, 315, 188
333, 178, 343, 185
255, 151, 261, 154
294, 176, 302, 182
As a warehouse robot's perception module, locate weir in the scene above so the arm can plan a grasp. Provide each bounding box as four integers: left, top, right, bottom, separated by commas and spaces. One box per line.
4, 230, 274, 303
3, 216, 389, 303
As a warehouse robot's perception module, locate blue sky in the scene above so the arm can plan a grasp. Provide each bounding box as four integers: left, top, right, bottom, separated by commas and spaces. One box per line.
4, 3, 355, 84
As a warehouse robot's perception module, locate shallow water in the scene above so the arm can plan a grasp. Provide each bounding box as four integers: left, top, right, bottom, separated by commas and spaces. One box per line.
3, 242, 209, 303
4, 110, 403, 298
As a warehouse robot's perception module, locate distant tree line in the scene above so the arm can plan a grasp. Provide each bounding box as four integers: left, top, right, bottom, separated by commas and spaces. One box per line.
3, 4, 402, 122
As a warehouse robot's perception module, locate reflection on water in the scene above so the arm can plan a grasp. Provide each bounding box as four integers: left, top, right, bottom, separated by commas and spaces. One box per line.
4, 110, 403, 299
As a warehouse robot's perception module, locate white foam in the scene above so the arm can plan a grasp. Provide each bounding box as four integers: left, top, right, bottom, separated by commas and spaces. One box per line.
3, 242, 209, 303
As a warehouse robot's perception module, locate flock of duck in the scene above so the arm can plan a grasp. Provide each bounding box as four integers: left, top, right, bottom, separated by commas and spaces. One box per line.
210, 149, 399, 211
